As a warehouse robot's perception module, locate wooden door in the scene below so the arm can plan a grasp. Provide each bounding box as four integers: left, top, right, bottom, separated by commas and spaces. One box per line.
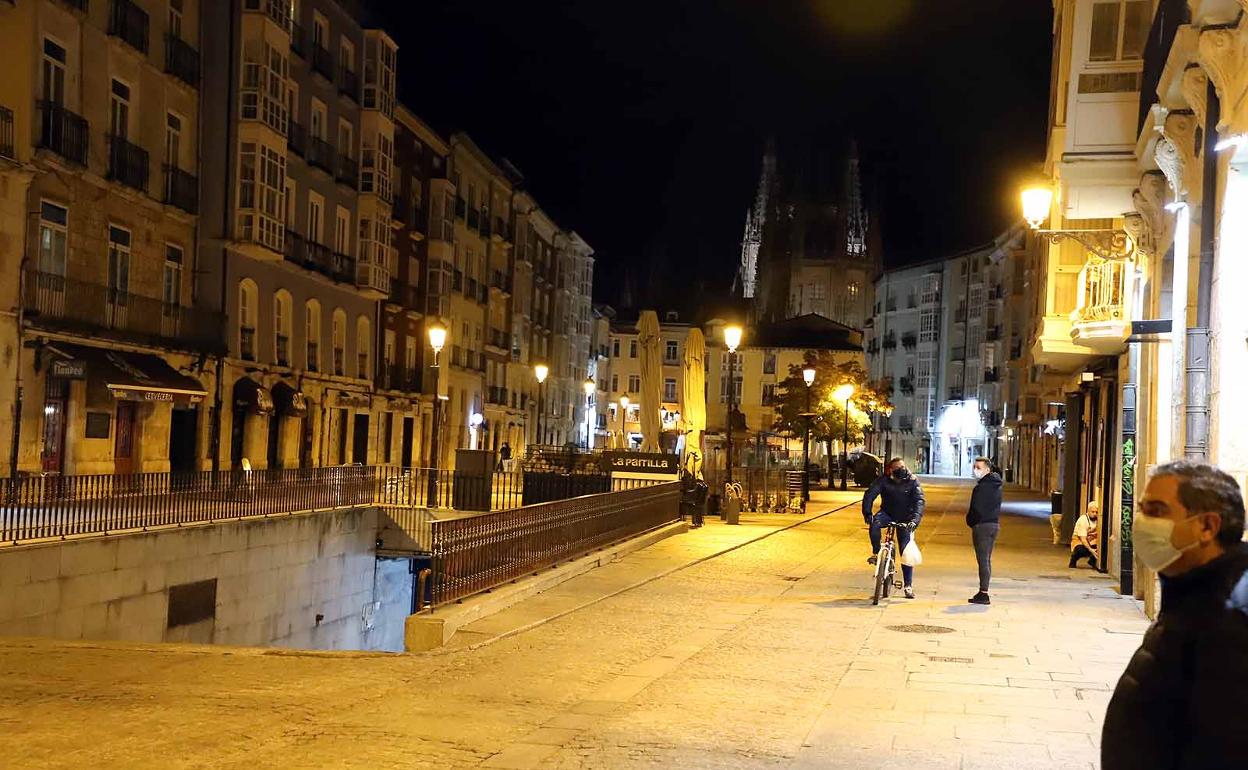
114, 401, 137, 475
41, 381, 68, 474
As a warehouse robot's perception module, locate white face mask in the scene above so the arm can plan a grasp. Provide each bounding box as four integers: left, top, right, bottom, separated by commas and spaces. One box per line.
973, 466, 988, 480
1133, 514, 1201, 572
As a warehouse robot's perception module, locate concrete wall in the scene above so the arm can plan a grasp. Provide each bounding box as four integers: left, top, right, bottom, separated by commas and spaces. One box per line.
0, 508, 404, 651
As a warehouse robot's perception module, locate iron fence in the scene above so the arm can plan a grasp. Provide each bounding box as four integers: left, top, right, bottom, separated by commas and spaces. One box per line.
428, 480, 680, 606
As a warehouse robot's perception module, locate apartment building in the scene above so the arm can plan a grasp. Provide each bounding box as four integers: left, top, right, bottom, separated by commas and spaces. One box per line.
2, 0, 213, 476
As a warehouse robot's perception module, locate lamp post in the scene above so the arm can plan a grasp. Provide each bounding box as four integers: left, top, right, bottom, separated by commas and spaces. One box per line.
802, 366, 816, 501
608, 401, 618, 448
427, 323, 447, 505
833, 383, 855, 491
534, 363, 548, 448
1020, 183, 1136, 259
620, 395, 630, 450
723, 325, 743, 485
583, 376, 595, 450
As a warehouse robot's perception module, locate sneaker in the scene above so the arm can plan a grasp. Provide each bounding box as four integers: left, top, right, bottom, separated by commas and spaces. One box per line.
968, 592, 991, 605
903, 586, 915, 599
867, 554, 878, 566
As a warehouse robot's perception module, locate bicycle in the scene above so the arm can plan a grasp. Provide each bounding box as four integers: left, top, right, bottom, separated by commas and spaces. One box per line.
872, 520, 915, 605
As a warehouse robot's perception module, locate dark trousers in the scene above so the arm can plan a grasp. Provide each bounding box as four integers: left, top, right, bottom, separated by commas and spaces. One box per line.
870, 514, 914, 587
1069, 544, 1097, 569
971, 522, 1000, 592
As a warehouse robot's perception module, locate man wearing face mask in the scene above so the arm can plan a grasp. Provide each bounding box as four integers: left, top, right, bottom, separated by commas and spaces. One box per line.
1102, 461, 1248, 770
862, 457, 925, 599
965, 456, 1003, 605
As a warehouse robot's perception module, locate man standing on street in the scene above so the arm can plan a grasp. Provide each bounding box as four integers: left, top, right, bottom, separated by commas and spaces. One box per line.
965, 456, 1002, 605
1102, 461, 1248, 769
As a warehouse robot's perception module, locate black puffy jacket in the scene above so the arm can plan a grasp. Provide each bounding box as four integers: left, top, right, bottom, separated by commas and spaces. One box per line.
965, 472, 1003, 527
1102, 544, 1248, 770
862, 474, 925, 526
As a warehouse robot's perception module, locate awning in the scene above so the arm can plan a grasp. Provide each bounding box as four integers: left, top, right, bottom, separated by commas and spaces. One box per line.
233, 377, 273, 415
271, 381, 308, 417
46, 343, 207, 405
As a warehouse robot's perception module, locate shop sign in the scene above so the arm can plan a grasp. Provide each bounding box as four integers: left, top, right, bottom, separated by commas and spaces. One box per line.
336, 391, 372, 409
600, 451, 679, 475
113, 388, 205, 404
50, 359, 87, 379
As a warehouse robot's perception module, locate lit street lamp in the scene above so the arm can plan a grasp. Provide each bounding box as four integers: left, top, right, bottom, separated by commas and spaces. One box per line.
583, 376, 596, 449
427, 322, 447, 505
801, 366, 816, 501
833, 383, 855, 491
534, 363, 549, 448
1019, 183, 1136, 259
620, 394, 630, 449
723, 325, 743, 485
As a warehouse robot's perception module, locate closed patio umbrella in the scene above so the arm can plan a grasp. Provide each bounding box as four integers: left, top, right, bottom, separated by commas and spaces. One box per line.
637, 310, 663, 453
682, 327, 707, 478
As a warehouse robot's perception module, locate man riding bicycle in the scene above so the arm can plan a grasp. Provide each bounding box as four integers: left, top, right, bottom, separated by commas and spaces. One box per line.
862, 457, 926, 599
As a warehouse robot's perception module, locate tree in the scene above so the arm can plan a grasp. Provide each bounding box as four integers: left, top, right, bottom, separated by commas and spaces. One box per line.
771, 352, 893, 481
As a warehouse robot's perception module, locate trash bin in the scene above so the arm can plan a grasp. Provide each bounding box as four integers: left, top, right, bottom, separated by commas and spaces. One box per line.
724, 496, 741, 525
1051, 491, 1063, 517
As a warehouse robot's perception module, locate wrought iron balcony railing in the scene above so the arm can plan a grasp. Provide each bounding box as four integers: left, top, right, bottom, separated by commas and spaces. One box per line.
109, 0, 149, 54
163, 164, 198, 214
336, 154, 358, 189
287, 121, 306, 157
37, 101, 88, 166
312, 44, 334, 80
108, 134, 149, 193
307, 135, 335, 174
165, 33, 199, 86
338, 65, 359, 101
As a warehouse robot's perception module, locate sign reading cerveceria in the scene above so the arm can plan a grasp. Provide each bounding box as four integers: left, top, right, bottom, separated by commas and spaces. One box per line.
600, 451, 679, 475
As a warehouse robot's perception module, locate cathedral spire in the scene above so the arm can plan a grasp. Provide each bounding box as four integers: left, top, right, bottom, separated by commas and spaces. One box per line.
738, 138, 777, 300
844, 138, 867, 260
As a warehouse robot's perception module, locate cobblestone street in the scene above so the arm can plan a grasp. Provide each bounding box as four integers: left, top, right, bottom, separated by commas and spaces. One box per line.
0, 478, 1147, 769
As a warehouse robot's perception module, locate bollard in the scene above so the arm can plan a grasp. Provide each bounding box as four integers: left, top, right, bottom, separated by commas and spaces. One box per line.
725, 496, 741, 525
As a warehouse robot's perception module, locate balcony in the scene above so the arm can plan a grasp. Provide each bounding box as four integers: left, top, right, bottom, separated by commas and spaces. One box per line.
287, 121, 306, 157
487, 328, 509, 350
0, 106, 13, 160
882, 333, 897, 350
487, 386, 510, 406
451, 270, 464, 293
165, 33, 200, 87
243, 0, 291, 31
107, 135, 149, 193
276, 333, 290, 366
37, 101, 88, 166
466, 277, 479, 301
356, 262, 389, 296
899, 376, 915, 395
493, 218, 511, 241
450, 345, 465, 369
25, 269, 224, 352
901, 332, 917, 349
307, 136, 335, 175
163, 164, 198, 214
283, 230, 355, 284
466, 207, 480, 230
489, 270, 511, 294
455, 196, 466, 219
312, 44, 334, 81
289, 21, 305, 58
480, 216, 492, 238
307, 341, 319, 372
336, 154, 359, 189
983, 367, 1000, 383
986, 325, 1002, 342
899, 417, 914, 432
1070, 258, 1133, 355
380, 363, 420, 392
109, 0, 149, 54
338, 65, 359, 101
240, 326, 256, 361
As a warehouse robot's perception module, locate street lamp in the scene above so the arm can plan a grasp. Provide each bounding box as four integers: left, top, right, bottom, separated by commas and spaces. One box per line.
583, 376, 596, 450
1019, 183, 1136, 259
609, 401, 618, 448
620, 394, 630, 449
534, 363, 549, 448
427, 322, 447, 505
801, 366, 816, 501
723, 324, 743, 485
833, 383, 855, 490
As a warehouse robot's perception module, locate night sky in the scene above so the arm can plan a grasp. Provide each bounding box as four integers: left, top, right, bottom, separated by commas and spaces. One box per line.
369, 1, 1053, 313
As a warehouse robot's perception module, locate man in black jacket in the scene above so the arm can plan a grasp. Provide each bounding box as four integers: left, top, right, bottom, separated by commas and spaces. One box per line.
966, 456, 1003, 605
1102, 461, 1248, 770
863, 458, 926, 598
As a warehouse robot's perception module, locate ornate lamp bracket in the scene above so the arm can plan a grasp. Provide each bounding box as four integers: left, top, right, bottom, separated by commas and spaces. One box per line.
1036, 229, 1136, 261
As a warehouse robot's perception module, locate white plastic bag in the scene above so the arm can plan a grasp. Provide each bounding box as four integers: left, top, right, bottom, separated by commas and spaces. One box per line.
900, 539, 923, 567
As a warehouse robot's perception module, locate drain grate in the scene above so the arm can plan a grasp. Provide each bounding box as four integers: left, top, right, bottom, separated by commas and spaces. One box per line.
927, 655, 974, 664
885, 624, 956, 634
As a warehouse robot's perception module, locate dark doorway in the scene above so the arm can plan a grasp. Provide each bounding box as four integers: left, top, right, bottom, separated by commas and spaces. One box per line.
41, 378, 69, 474
352, 413, 369, 464
114, 401, 138, 475
381, 412, 393, 464
266, 414, 281, 469
230, 407, 246, 469
335, 407, 348, 463
401, 416, 414, 469
299, 415, 313, 468
169, 406, 198, 474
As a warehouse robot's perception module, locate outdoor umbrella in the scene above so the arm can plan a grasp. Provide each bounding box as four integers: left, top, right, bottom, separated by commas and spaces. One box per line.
681, 327, 707, 478
637, 310, 663, 453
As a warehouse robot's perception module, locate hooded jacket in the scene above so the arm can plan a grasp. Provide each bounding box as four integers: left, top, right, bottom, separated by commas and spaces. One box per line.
1102, 545, 1248, 770
965, 472, 1003, 527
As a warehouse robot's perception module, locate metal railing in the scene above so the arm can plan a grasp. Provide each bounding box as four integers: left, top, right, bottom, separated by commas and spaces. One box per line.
338, 65, 359, 101
37, 101, 89, 166
25, 269, 223, 351
312, 44, 334, 80
289, 20, 306, 58
288, 121, 306, 156
307, 135, 336, 174
163, 164, 198, 214
109, 0, 149, 54
336, 154, 358, 189
165, 33, 200, 86
108, 135, 149, 192
0, 106, 13, 160
1072, 257, 1132, 324
284, 230, 355, 284
427, 480, 679, 606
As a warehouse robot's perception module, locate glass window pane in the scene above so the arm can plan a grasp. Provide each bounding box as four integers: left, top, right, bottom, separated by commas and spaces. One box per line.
1122, 1, 1151, 60
1088, 2, 1120, 62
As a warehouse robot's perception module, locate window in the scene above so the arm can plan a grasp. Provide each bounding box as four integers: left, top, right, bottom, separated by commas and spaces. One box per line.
405, 337, 417, 373
628, 374, 640, 394
356, 316, 370, 378
107, 225, 131, 304
663, 378, 677, 402
239, 279, 258, 361
307, 191, 324, 244
335, 206, 350, 255
762, 384, 776, 405
312, 13, 327, 49
168, 0, 184, 39
337, 119, 353, 160
163, 245, 183, 308
720, 375, 743, 403
339, 37, 354, 73
332, 309, 346, 375
305, 300, 321, 371
165, 113, 183, 169
109, 80, 131, 140
1089, 1, 1150, 63
38, 201, 68, 276
42, 39, 66, 105
921, 273, 940, 304
274, 290, 292, 366
763, 352, 776, 375
240, 40, 289, 134
611, 374, 619, 393
237, 141, 286, 251
310, 98, 327, 140
629, 340, 637, 358
917, 352, 935, 389
383, 329, 395, 369
664, 340, 678, 362
920, 309, 940, 343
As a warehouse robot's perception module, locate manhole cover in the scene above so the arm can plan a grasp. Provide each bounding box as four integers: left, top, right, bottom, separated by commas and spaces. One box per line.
885, 624, 956, 634
927, 655, 973, 664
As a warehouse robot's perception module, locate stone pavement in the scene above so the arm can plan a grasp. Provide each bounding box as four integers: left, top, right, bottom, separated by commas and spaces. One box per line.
0, 478, 1147, 769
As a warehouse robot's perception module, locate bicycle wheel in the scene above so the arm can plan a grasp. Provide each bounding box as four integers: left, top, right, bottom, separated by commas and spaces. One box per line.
871, 542, 890, 605
881, 543, 895, 598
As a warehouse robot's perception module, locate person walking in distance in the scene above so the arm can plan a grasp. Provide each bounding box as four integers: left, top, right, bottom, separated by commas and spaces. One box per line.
1102, 461, 1248, 769
1069, 500, 1099, 569
965, 456, 1002, 605
863, 457, 926, 599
